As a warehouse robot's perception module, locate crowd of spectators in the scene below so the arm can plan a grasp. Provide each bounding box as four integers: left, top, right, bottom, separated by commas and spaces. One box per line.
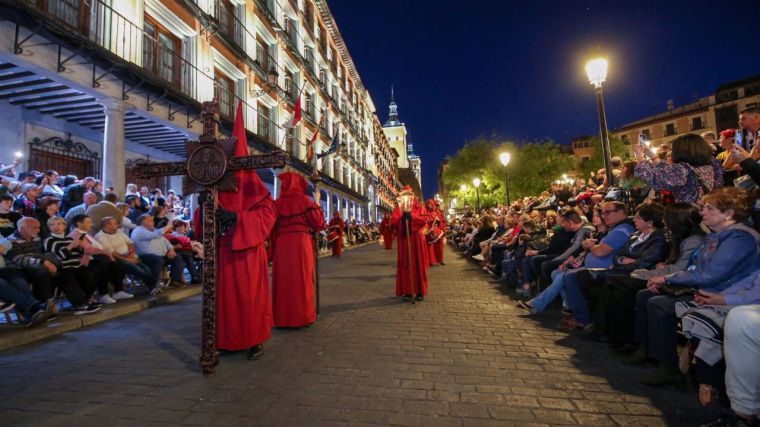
0, 165, 202, 327
447, 108, 760, 426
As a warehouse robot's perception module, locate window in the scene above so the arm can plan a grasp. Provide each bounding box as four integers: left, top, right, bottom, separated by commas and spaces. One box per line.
214, 69, 235, 119
257, 103, 273, 143
665, 123, 677, 136
284, 70, 296, 101
304, 3, 314, 33
256, 37, 270, 72
716, 89, 738, 103
304, 47, 315, 73
216, 0, 239, 46
583, 141, 590, 148
691, 117, 703, 130
621, 135, 630, 145
143, 17, 181, 86
641, 129, 651, 140
304, 92, 314, 118
745, 83, 760, 97
39, 0, 90, 34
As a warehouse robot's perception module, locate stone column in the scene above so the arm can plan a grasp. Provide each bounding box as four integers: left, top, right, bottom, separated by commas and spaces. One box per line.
100, 98, 127, 198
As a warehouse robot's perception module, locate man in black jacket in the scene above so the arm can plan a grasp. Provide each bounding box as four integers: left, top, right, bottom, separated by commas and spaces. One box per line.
61, 176, 96, 215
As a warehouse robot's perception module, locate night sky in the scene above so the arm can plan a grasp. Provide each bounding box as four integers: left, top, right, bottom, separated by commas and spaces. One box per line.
327, 0, 760, 198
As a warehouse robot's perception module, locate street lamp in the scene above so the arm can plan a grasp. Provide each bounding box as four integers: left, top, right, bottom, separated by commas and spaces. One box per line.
473, 178, 481, 212
585, 57, 614, 187
499, 152, 511, 206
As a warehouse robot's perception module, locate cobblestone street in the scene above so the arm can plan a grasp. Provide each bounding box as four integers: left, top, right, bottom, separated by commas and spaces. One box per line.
0, 244, 696, 426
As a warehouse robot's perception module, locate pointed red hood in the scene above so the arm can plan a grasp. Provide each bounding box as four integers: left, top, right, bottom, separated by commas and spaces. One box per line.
275, 172, 319, 217
218, 101, 271, 210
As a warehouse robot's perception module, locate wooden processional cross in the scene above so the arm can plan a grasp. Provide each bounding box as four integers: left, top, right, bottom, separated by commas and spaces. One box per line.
133, 101, 289, 375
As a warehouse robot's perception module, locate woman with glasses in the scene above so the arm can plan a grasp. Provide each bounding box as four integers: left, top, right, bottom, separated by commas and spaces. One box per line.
628, 187, 760, 387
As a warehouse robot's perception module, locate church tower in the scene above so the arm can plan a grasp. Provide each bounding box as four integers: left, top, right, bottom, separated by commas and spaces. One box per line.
382, 86, 422, 193
382, 86, 409, 168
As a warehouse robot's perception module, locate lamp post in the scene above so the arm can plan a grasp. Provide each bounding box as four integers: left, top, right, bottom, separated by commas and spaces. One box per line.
499, 152, 511, 206
585, 58, 614, 187
473, 178, 481, 212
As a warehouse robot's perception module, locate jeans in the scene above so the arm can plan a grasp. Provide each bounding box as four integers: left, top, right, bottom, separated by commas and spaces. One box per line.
118, 259, 157, 288
531, 269, 567, 312
177, 252, 199, 279
0, 271, 40, 319
139, 253, 185, 283
724, 305, 760, 416
521, 255, 549, 284
562, 268, 597, 325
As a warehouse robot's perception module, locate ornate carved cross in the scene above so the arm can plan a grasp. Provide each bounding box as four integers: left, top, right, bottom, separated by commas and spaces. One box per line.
133, 101, 289, 375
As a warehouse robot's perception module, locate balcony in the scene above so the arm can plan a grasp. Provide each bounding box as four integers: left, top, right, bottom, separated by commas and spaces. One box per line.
257, 113, 277, 145
254, 0, 278, 27
213, 0, 246, 53
282, 19, 299, 52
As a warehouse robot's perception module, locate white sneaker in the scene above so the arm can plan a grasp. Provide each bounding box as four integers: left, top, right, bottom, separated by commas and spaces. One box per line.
98, 294, 117, 305
472, 254, 485, 261
112, 291, 134, 300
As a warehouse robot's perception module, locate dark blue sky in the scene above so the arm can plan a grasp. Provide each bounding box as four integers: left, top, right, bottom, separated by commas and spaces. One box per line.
327, 0, 760, 198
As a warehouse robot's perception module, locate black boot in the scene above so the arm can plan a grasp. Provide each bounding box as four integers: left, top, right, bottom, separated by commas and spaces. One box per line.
415, 294, 424, 302
247, 344, 264, 360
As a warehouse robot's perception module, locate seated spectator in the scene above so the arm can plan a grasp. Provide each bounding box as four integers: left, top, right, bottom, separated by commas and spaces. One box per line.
675, 269, 760, 416
0, 194, 21, 237
95, 216, 157, 292
132, 214, 185, 287
35, 196, 60, 238
0, 233, 48, 326
165, 220, 201, 284
69, 214, 130, 304
61, 176, 95, 214
600, 203, 705, 351
561, 202, 669, 333
149, 201, 170, 229
9, 217, 100, 315
719, 305, 760, 426
85, 192, 122, 235
64, 191, 97, 228
630, 187, 760, 387
14, 183, 40, 217
92, 180, 105, 202
180, 207, 192, 221
116, 202, 136, 235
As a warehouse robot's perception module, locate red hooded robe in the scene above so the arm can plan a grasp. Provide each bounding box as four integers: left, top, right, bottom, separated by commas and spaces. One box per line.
392, 198, 429, 296
328, 212, 344, 257
425, 199, 446, 265
216, 102, 276, 351
379, 215, 394, 250
271, 172, 326, 327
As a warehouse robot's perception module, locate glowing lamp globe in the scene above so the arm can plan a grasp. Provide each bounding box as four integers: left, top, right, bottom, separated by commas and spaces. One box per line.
499, 152, 511, 166
585, 58, 608, 88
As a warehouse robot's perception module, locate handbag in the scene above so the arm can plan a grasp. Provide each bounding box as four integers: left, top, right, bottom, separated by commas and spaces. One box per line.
659, 283, 698, 297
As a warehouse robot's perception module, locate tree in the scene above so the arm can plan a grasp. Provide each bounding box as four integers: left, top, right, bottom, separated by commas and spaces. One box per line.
443, 137, 575, 208
577, 135, 631, 178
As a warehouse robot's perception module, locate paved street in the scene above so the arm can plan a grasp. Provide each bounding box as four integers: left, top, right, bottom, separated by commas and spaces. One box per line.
0, 244, 696, 426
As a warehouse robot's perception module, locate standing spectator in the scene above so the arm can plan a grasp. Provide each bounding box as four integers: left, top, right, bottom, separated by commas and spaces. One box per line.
132, 214, 185, 287
85, 192, 123, 235
64, 191, 97, 226
139, 186, 151, 208
95, 217, 157, 292
116, 202, 136, 235
39, 170, 63, 197
0, 194, 22, 237
634, 134, 723, 205
126, 183, 148, 212
61, 176, 96, 214
13, 183, 40, 217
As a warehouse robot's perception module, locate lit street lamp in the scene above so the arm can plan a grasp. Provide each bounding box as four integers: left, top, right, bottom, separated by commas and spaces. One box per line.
473, 178, 481, 212
499, 152, 511, 206
585, 57, 614, 187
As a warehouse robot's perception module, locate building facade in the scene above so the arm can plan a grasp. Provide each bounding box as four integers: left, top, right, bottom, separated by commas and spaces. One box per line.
0, 0, 395, 222
612, 75, 760, 152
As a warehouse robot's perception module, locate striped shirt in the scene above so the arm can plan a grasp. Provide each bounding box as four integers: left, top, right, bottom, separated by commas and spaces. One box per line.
42, 234, 83, 269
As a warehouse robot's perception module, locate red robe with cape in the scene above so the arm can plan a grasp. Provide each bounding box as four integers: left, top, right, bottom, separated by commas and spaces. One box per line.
271, 172, 326, 327
380, 215, 394, 249
425, 200, 445, 265
392, 201, 429, 296
215, 102, 275, 351
328, 217, 344, 257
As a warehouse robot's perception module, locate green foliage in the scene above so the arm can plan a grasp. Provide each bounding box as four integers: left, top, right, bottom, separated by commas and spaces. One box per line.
443, 138, 576, 208
577, 135, 632, 177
